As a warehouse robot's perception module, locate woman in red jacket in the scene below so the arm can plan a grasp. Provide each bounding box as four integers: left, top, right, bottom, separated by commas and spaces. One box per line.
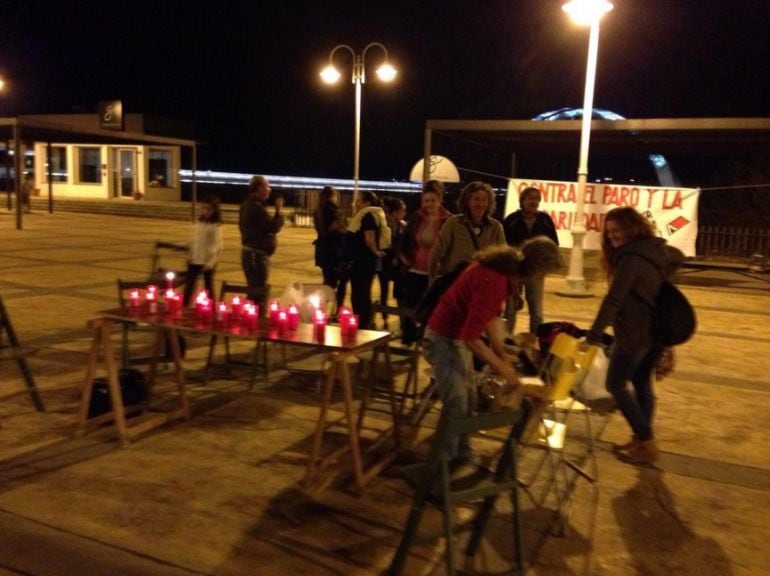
423, 237, 562, 461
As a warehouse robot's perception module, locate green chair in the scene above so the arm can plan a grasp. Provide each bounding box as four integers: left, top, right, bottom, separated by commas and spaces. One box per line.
389, 400, 532, 576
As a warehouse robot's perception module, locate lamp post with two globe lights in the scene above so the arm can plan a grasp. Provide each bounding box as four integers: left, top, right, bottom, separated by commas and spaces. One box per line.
319, 43, 397, 204
559, 0, 614, 297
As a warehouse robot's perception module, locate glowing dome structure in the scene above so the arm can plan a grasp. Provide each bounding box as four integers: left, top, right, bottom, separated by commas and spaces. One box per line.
532, 108, 679, 186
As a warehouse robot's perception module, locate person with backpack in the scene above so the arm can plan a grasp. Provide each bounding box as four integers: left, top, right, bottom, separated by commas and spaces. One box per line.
585, 207, 685, 464
422, 238, 563, 463
345, 191, 391, 329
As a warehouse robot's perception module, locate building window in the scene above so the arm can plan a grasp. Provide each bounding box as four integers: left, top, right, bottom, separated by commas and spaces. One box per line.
148, 149, 173, 187
44, 147, 68, 182
78, 147, 102, 183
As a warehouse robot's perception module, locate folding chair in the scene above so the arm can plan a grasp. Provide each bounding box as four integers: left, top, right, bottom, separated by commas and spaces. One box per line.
518, 332, 599, 534
0, 296, 45, 414
147, 241, 189, 288
117, 279, 176, 369
357, 302, 423, 416
205, 281, 272, 386
389, 401, 532, 576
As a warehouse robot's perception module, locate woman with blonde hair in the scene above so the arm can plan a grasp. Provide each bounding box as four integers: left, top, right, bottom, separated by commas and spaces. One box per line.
586, 207, 684, 464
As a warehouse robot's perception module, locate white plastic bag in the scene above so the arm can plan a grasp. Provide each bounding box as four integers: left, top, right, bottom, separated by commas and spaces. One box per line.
581, 348, 611, 400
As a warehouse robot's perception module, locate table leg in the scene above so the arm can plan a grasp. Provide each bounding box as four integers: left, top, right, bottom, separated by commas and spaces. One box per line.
101, 321, 130, 445
337, 357, 365, 492
165, 327, 190, 419
306, 356, 339, 484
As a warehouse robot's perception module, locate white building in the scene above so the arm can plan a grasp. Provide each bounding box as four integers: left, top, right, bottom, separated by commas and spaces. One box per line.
1, 113, 197, 204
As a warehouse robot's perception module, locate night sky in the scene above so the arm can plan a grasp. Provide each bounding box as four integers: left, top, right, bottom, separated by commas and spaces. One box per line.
2, 0, 769, 182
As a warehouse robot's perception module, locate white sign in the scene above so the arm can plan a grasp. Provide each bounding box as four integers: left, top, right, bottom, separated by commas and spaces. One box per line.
505, 178, 699, 256
409, 155, 460, 183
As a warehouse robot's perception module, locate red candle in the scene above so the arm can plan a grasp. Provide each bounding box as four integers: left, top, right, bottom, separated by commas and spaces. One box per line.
347, 314, 359, 336
195, 292, 209, 319
231, 295, 242, 320
245, 304, 259, 330
129, 289, 141, 309
216, 301, 229, 324
287, 304, 299, 330
201, 302, 213, 323
269, 300, 280, 326
277, 310, 289, 333
172, 293, 182, 316
146, 286, 158, 314
313, 309, 327, 341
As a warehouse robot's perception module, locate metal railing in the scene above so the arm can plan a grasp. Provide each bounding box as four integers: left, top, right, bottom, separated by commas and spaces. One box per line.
696, 226, 770, 261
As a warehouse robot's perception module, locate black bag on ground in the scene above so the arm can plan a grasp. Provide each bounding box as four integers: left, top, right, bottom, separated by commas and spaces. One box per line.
87, 368, 148, 418
414, 260, 472, 328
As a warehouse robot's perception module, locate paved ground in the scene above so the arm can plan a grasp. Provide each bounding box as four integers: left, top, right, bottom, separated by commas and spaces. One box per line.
1, 207, 769, 575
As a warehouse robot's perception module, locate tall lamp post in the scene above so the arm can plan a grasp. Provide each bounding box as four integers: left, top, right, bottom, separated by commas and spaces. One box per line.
320, 43, 397, 204
560, 0, 613, 296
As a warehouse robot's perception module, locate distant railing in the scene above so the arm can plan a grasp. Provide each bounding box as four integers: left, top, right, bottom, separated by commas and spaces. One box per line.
696, 226, 770, 261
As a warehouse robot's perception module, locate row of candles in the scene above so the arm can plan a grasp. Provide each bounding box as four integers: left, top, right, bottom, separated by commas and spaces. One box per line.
127, 281, 359, 337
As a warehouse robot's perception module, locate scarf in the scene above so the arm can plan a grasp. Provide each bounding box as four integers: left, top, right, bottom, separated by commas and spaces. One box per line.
347, 206, 392, 249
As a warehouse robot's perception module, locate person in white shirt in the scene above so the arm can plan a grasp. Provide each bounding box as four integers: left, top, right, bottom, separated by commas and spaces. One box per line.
183, 195, 224, 306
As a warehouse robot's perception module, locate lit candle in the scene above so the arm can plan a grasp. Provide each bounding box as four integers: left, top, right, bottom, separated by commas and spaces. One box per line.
164, 288, 176, 315
195, 291, 209, 319
269, 300, 280, 325
287, 304, 299, 330
308, 294, 321, 311
165, 271, 175, 291
245, 304, 259, 330
231, 295, 242, 320
171, 293, 182, 316
277, 310, 289, 333
146, 285, 158, 314
201, 301, 213, 323
313, 309, 327, 341
129, 288, 141, 310
338, 306, 352, 323
216, 301, 229, 325
346, 314, 359, 338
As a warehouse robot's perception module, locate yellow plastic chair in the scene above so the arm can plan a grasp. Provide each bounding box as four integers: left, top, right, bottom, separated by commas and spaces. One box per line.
518, 332, 599, 534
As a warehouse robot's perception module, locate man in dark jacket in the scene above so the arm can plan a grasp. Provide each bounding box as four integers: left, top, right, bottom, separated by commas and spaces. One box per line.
239, 175, 284, 310
502, 186, 559, 334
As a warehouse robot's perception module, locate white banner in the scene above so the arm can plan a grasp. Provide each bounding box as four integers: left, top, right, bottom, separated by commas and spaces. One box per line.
505, 179, 699, 256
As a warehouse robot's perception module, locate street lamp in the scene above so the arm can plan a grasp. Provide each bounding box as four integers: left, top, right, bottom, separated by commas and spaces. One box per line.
560, 0, 613, 296
320, 42, 397, 204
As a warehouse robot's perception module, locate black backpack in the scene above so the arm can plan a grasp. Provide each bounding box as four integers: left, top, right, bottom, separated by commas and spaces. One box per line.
634, 252, 696, 346
653, 280, 697, 346
414, 260, 471, 328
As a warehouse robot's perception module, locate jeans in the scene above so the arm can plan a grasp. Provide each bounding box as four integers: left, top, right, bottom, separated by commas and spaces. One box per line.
241, 248, 270, 308
605, 345, 661, 441
423, 329, 474, 459
506, 276, 545, 334
350, 266, 376, 329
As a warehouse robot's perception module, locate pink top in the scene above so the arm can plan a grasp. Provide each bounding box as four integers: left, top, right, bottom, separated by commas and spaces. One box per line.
428, 262, 511, 341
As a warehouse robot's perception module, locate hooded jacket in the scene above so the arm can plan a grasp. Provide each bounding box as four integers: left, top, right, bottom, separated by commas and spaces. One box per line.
588, 237, 684, 352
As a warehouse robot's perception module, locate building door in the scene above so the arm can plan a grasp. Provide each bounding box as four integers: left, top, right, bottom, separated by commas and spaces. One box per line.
111, 148, 136, 198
